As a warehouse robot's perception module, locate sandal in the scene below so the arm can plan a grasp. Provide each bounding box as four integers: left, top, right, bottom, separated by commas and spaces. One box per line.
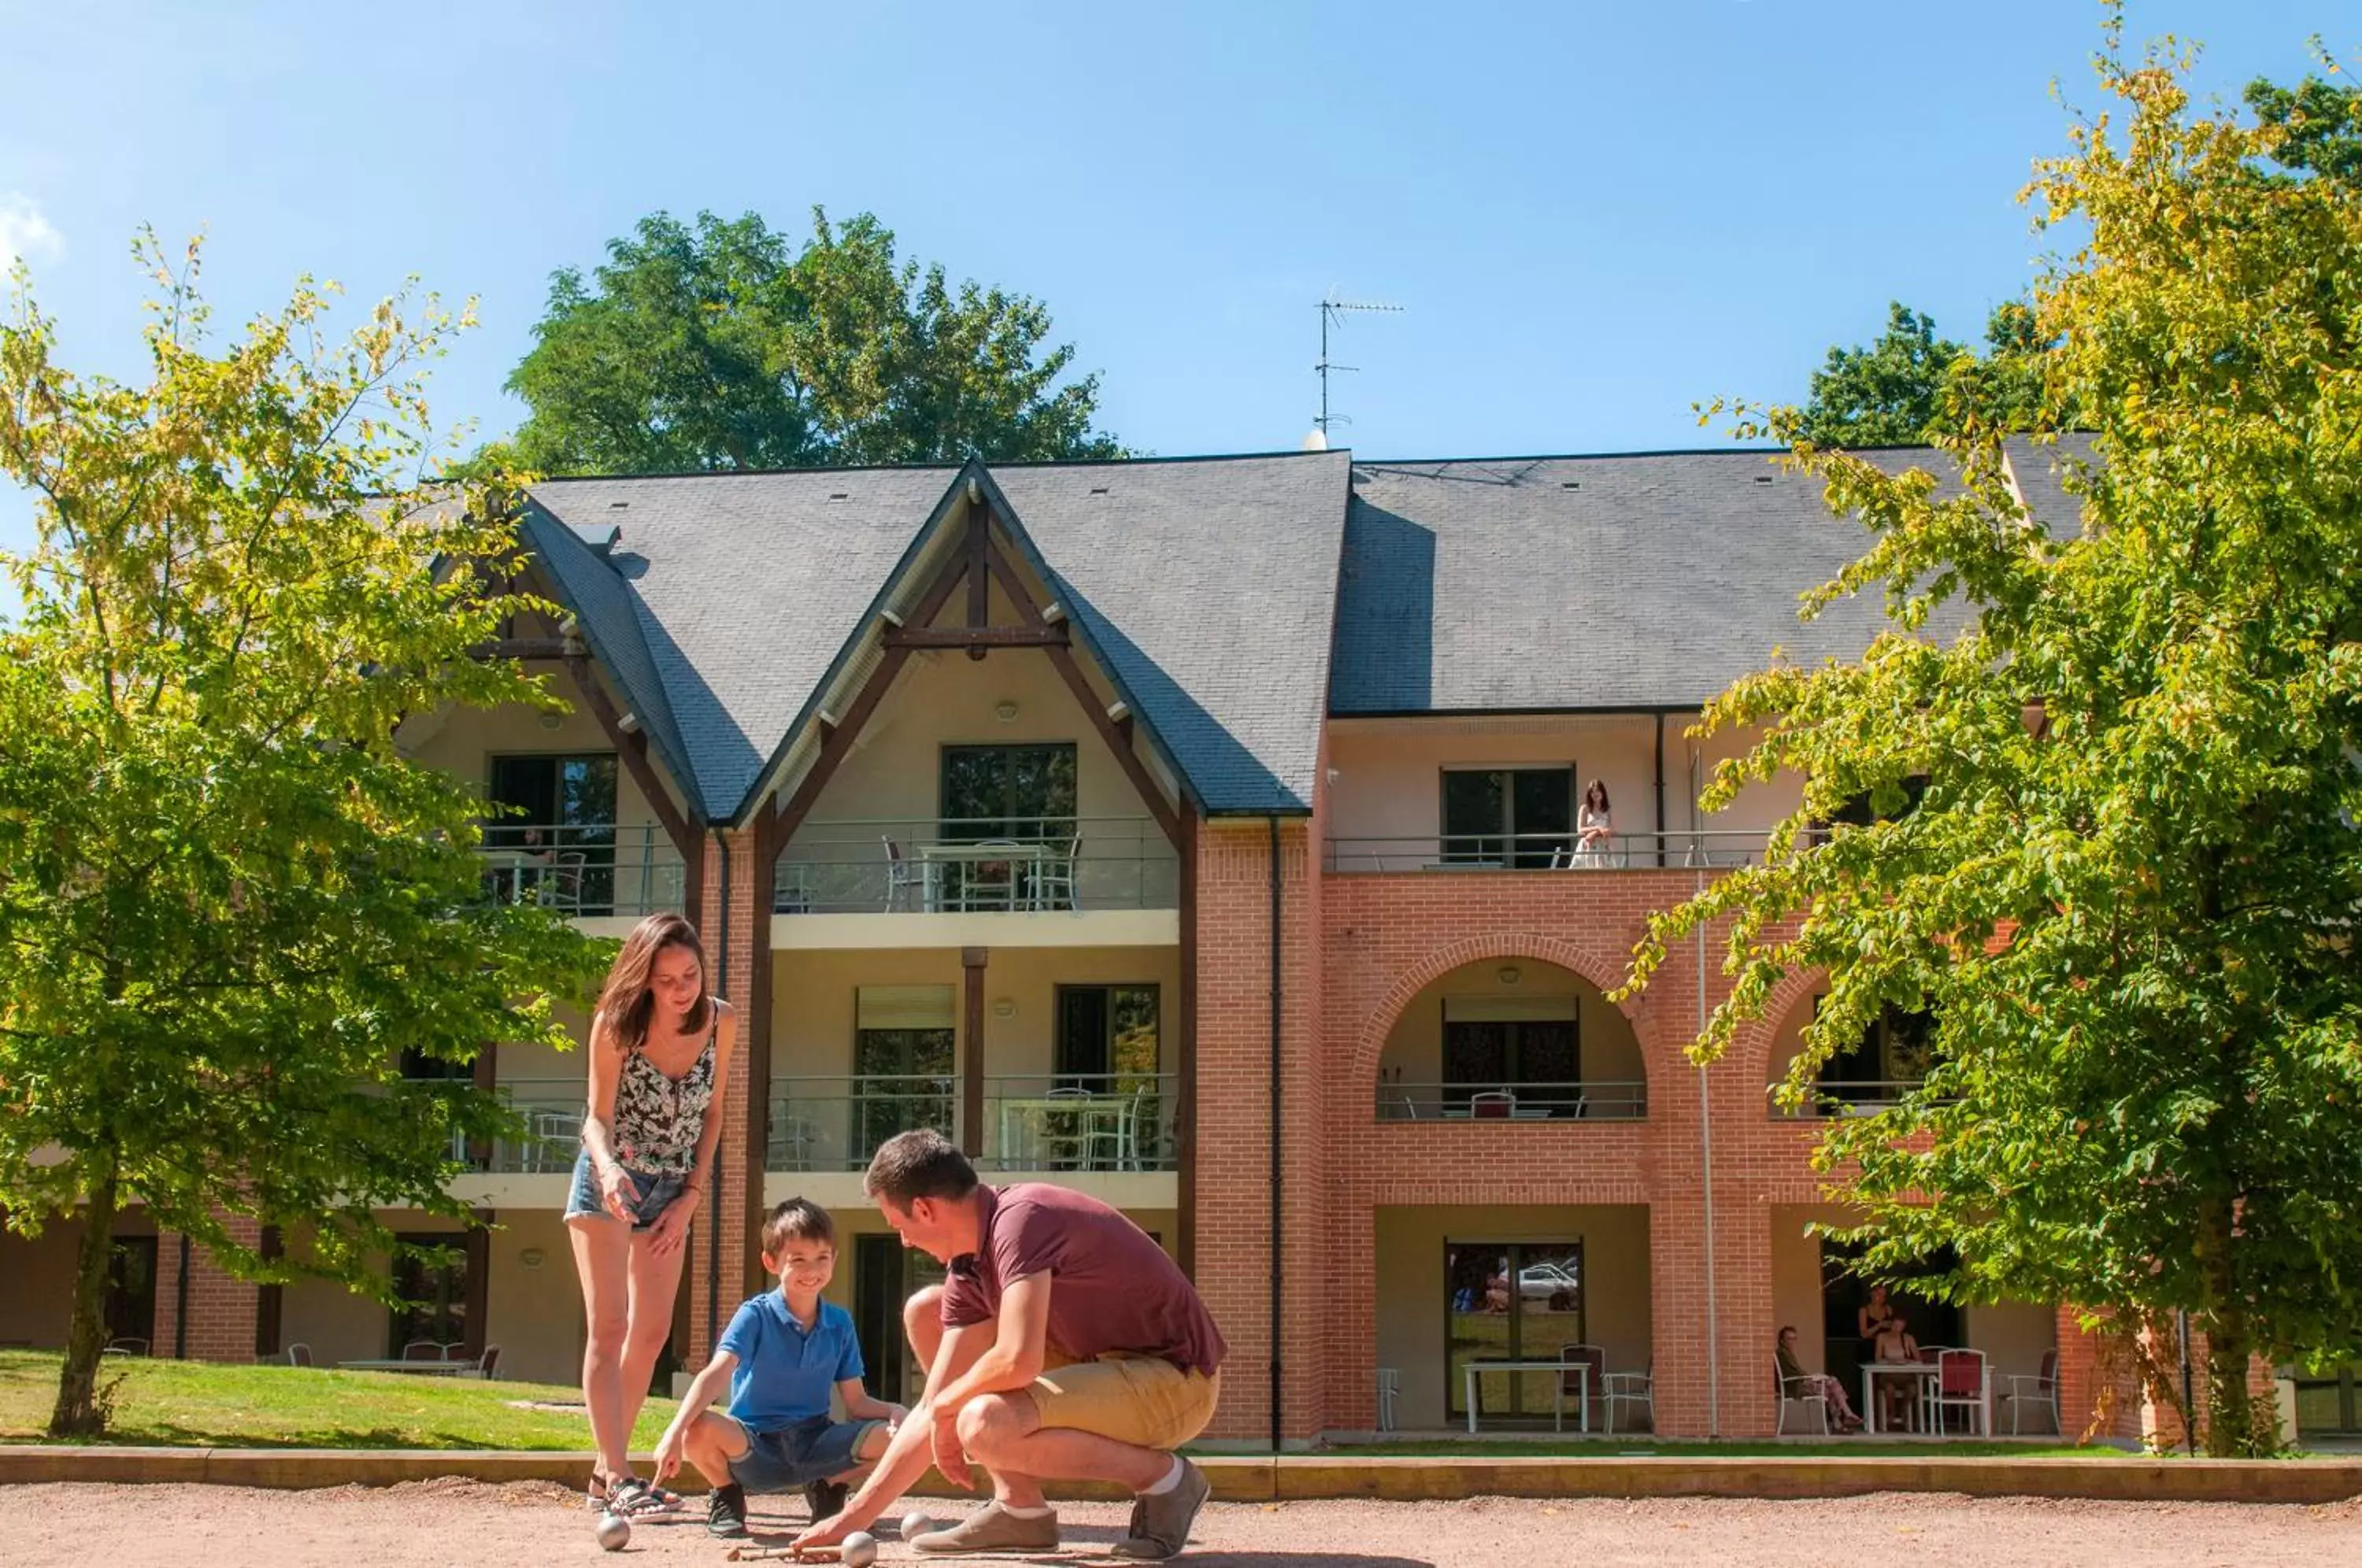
605, 1476, 681, 1518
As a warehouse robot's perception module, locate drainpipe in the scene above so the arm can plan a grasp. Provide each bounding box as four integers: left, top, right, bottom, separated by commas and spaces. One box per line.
1268, 815, 1283, 1455
1653, 712, 1667, 869
1697, 872, 1720, 1435
709, 829, 727, 1354
174, 1235, 191, 1359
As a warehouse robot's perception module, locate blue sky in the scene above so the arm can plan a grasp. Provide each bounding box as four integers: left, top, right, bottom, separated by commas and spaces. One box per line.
0, 2, 2346, 612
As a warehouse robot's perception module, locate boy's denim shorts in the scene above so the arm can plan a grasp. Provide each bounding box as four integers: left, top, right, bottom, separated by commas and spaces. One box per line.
723, 1412, 883, 1492
562, 1148, 688, 1230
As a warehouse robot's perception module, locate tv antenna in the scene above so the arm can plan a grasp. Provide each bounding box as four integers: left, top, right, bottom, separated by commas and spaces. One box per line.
1315, 293, 1403, 440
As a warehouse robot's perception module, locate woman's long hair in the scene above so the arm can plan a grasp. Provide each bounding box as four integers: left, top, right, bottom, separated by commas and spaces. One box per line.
1584, 779, 1611, 812
596, 912, 711, 1053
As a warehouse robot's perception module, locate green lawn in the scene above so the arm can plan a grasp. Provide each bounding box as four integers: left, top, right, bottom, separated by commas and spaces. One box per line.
0, 1351, 676, 1450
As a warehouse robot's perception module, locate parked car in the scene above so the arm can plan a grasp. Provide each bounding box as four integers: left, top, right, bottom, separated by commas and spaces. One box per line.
1518, 1261, 1580, 1301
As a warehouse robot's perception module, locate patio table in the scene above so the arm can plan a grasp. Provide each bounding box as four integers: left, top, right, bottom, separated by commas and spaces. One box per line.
919, 841, 1047, 912
997, 1095, 1133, 1170
336, 1358, 472, 1376
1861, 1361, 1937, 1433
1461, 1359, 1588, 1434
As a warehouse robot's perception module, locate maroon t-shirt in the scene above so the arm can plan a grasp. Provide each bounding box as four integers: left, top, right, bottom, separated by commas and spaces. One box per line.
938, 1183, 1226, 1377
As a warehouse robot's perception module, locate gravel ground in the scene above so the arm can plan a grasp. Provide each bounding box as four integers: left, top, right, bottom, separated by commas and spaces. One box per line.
12, 1480, 2360, 1566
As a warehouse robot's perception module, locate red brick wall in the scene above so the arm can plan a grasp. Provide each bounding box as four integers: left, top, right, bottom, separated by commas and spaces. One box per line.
148, 1219, 261, 1363
687, 829, 755, 1366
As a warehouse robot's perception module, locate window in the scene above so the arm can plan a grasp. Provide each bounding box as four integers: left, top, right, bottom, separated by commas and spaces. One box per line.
940, 744, 1077, 840
1442, 997, 1579, 1118
853, 986, 956, 1158
1813, 999, 1935, 1104
487, 753, 618, 912
855, 1233, 949, 1405
388, 1234, 472, 1356
1054, 985, 1161, 1082
1441, 767, 1572, 868
1446, 1240, 1585, 1421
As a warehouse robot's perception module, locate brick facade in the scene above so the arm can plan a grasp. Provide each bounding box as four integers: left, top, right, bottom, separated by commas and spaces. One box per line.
146, 1219, 262, 1363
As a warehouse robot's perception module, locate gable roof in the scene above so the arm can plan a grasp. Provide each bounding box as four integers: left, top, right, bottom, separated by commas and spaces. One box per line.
2004, 432, 2100, 535
1330, 449, 1976, 715
524, 451, 1353, 823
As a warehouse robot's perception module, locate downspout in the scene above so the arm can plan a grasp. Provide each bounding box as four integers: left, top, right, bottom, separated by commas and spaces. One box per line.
174, 1235, 191, 1359
709, 828, 727, 1354
1697, 871, 1720, 1435
1653, 712, 1667, 869
1268, 815, 1283, 1455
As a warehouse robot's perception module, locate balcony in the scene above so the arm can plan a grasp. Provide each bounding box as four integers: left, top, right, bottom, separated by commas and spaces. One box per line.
1324, 829, 1772, 875
765, 1072, 1179, 1174
1377, 1081, 1648, 1122
1768, 1079, 1933, 1118
475, 823, 686, 923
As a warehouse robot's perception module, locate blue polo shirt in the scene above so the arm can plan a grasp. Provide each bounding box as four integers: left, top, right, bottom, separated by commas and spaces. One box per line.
717, 1292, 867, 1432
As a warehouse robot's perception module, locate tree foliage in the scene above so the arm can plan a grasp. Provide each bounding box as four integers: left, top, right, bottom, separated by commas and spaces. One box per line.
505, 208, 1123, 475
2245, 68, 2362, 187
0, 236, 606, 1434
1627, 34, 2362, 1455
1791, 300, 2050, 449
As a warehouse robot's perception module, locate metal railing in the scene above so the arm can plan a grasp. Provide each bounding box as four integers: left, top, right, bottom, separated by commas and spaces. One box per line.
1767, 1079, 1928, 1118
479, 1078, 584, 1174
774, 817, 1175, 915
1324, 829, 1772, 875
767, 1072, 1179, 1172
475, 822, 687, 919
1377, 1081, 1648, 1122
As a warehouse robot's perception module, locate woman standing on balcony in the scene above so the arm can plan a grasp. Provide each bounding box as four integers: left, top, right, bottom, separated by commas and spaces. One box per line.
565, 912, 737, 1518
1570, 780, 1614, 868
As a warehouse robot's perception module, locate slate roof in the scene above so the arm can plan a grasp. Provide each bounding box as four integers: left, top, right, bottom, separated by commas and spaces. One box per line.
1329, 449, 1980, 715
2004, 432, 2100, 536
523, 451, 1352, 823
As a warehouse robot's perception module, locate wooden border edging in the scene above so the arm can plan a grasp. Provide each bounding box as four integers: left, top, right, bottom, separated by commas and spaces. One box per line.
0, 1450, 2355, 1506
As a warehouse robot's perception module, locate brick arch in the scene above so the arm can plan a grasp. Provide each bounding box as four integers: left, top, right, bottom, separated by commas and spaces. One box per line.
1727, 964, 1827, 1083
1350, 931, 1663, 1096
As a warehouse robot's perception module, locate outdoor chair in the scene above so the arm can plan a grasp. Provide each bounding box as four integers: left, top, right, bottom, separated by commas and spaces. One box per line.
1559, 1342, 1606, 1429
536, 851, 587, 915
882, 837, 918, 912
286, 1342, 313, 1368
1470, 1089, 1516, 1120
1027, 833, 1082, 912
2001, 1348, 2060, 1435
103, 1337, 149, 1357
474, 1344, 502, 1379
401, 1340, 445, 1363
1082, 1081, 1149, 1171
1374, 1366, 1401, 1433
1776, 1358, 1833, 1435
1931, 1348, 1988, 1436
1601, 1359, 1656, 1434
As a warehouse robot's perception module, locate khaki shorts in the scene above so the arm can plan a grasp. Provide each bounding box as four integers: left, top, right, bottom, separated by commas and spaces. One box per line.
1028, 1351, 1220, 1452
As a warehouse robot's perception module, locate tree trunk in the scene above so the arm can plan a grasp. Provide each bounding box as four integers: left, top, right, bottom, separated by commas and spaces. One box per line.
2193, 1197, 2264, 1457
47, 1155, 121, 1438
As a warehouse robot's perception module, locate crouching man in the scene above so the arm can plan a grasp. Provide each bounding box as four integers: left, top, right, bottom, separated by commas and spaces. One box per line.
794, 1130, 1226, 1560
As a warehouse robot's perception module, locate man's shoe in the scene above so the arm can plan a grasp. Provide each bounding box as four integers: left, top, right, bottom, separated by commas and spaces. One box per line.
912, 1501, 1061, 1554
1112, 1459, 1210, 1559
706, 1482, 749, 1539
803, 1478, 849, 1523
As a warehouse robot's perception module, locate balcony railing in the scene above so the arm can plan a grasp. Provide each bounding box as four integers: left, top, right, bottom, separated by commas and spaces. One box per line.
767, 1072, 1179, 1172
775, 817, 1175, 915
1324, 829, 1772, 875
1767, 1079, 1929, 1118
1377, 1081, 1648, 1122
476, 823, 686, 919
479, 1078, 583, 1174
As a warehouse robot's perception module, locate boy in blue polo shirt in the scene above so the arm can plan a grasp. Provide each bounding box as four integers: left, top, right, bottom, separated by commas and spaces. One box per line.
656, 1198, 905, 1538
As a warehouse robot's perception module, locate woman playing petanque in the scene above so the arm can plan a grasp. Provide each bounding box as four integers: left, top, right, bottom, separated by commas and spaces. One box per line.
565, 912, 737, 1518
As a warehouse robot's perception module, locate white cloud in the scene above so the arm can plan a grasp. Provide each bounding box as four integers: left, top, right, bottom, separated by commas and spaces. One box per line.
0, 194, 64, 270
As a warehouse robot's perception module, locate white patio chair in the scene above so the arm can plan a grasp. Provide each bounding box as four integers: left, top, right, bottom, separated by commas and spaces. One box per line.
882, 837, 918, 912
1027, 833, 1082, 912
1601, 1360, 1656, 1433
536, 850, 587, 914
1375, 1366, 1401, 1433
1776, 1358, 1832, 1435
2001, 1348, 2060, 1435
1931, 1348, 1988, 1436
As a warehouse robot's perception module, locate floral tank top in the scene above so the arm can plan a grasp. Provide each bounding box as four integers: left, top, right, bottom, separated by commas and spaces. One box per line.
609, 1011, 717, 1177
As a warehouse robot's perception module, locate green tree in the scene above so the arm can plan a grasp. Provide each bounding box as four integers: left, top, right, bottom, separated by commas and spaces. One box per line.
0, 236, 606, 1435
2245, 69, 2362, 187
1792, 300, 2053, 449
1629, 37, 2362, 1455
506, 208, 1122, 475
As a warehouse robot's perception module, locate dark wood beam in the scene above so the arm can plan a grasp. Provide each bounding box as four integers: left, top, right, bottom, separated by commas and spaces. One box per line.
964, 511, 990, 659
1045, 642, 1180, 848
471, 636, 571, 661
565, 656, 697, 864
883, 625, 1070, 649
983, 537, 1046, 627
961, 949, 988, 1159
765, 553, 975, 860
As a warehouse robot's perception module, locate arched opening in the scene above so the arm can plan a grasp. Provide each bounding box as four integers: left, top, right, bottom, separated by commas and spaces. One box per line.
1764, 985, 1936, 1119
1375, 956, 1647, 1122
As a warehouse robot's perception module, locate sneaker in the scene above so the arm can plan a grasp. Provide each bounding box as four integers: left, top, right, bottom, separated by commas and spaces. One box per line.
912, 1501, 1061, 1554
1112, 1459, 1210, 1559
804, 1477, 849, 1524
706, 1482, 749, 1540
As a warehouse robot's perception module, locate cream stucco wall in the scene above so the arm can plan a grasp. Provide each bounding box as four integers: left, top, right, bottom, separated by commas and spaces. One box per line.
0, 1222, 93, 1347
1373, 1204, 1653, 1432
479, 1209, 589, 1387
1373, 957, 1645, 1101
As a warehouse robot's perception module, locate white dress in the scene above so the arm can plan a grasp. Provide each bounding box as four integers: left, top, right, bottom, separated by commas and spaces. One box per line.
1571, 807, 1613, 867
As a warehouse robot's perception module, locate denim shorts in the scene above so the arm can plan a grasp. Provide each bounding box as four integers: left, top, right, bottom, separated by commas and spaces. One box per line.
562, 1148, 688, 1230
724, 1413, 883, 1493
